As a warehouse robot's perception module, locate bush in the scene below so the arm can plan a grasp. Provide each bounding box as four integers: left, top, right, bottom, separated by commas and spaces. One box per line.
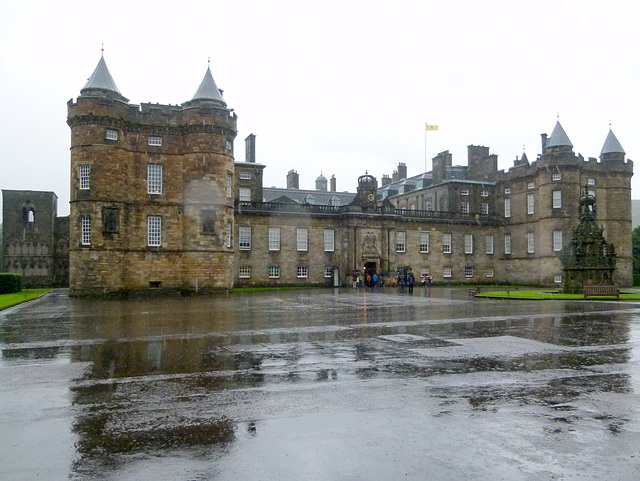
0, 273, 22, 294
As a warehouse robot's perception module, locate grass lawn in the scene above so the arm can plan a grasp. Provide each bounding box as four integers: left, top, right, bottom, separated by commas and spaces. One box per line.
477, 289, 640, 300
0, 289, 51, 310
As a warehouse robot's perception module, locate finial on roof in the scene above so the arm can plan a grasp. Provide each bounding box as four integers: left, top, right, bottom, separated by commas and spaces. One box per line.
101, 43, 104, 55
208, 56, 210, 66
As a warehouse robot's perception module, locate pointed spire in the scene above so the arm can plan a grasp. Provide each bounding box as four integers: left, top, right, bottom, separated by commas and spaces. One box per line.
521, 151, 529, 163
81, 53, 123, 96
600, 128, 625, 156
546, 121, 573, 149
191, 64, 226, 104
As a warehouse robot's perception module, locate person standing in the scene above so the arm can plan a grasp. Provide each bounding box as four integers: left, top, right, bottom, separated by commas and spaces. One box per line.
408, 272, 415, 294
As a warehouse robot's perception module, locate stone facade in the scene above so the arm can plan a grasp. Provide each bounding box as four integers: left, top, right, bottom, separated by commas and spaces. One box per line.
1, 190, 69, 287
59, 56, 634, 293
67, 57, 237, 295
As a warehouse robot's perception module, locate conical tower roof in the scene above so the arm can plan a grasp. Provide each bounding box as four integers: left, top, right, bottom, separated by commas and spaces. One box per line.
600, 128, 625, 156
192, 65, 225, 104
81, 55, 122, 95
546, 121, 573, 149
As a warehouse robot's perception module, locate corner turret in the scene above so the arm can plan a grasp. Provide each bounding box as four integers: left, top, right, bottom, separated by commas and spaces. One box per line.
600, 128, 626, 163
80, 54, 128, 102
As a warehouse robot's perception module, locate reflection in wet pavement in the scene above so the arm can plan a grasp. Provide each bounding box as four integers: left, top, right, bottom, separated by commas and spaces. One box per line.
1, 288, 640, 480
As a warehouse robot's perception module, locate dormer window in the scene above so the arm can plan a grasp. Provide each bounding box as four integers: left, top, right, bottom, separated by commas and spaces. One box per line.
105, 129, 118, 141
552, 172, 561, 181
304, 195, 315, 205
148, 136, 162, 146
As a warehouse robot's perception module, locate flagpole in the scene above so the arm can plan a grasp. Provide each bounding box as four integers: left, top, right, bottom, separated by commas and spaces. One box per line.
424, 123, 427, 173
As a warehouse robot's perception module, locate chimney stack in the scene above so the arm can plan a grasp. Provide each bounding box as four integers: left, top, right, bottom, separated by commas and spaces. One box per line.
245, 134, 256, 163
330, 175, 337, 192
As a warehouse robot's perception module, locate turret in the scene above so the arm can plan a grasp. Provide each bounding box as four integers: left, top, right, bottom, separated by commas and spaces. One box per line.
600, 128, 625, 163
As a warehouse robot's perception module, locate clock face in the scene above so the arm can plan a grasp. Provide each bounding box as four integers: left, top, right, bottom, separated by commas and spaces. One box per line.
367, 193, 375, 202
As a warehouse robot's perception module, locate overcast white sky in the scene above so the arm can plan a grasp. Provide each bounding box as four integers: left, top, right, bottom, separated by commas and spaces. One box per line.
1, 0, 638, 219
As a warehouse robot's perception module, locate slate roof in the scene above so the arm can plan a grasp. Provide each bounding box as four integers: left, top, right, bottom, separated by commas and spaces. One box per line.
546, 121, 573, 149
263, 187, 355, 206
192, 66, 226, 104
81, 55, 122, 95
600, 129, 625, 155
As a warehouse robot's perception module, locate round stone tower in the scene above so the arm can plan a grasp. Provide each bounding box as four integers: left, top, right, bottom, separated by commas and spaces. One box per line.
67, 55, 237, 295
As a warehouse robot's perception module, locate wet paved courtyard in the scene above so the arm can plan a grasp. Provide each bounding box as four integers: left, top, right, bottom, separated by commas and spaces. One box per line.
1, 287, 640, 480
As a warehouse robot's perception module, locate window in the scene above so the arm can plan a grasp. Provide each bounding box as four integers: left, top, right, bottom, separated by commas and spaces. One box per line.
28, 210, 35, 223
552, 172, 561, 181
527, 232, 535, 253
461, 202, 470, 214
268, 228, 280, 251
504, 187, 511, 194
324, 229, 335, 252
425, 198, 433, 210
527, 181, 535, 189
239, 227, 251, 250
324, 267, 333, 278
226, 222, 232, 248
329, 196, 341, 206
202, 210, 216, 234
527, 193, 535, 214
297, 228, 308, 251
239, 267, 251, 278
481, 190, 489, 197
465, 267, 474, 278
268, 266, 280, 278
460, 188, 469, 196
553, 230, 563, 252
396, 231, 406, 252
464, 234, 473, 254
103, 207, 118, 233
552, 190, 562, 209
504, 234, 511, 255
443, 266, 452, 278
227, 173, 232, 197
297, 266, 308, 278
148, 216, 162, 246
486, 268, 494, 278
81, 216, 91, 246
554, 274, 563, 284
587, 178, 596, 186
504, 198, 511, 218
419, 232, 429, 253
79, 164, 91, 190
239, 171, 251, 180
442, 233, 452, 254
304, 195, 315, 205
105, 129, 118, 140
239, 187, 251, 202
226, 140, 232, 152
148, 136, 162, 146
147, 164, 162, 194
481, 203, 489, 215
588, 189, 596, 199
485, 235, 494, 254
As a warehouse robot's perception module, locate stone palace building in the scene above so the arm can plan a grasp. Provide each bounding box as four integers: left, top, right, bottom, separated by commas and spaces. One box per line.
2, 54, 633, 294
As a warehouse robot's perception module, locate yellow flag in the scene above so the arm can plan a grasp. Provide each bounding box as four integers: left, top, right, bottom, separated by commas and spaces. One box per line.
426, 125, 438, 131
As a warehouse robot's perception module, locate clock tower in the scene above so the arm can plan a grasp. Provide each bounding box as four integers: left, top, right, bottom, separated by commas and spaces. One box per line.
350, 173, 378, 211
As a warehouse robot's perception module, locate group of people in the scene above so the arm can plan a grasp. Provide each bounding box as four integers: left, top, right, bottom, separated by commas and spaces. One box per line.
352, 272, 385, 288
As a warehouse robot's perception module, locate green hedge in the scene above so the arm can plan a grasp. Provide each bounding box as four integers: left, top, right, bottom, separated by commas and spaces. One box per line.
0, 273, 22, 294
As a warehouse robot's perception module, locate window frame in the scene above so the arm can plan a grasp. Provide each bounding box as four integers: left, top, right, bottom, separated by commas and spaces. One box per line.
147, 164, 163, 194
527, 232, 535, 254
148, 136, 162, 146
268, 266, 280, 279
419, 232, 429, 253
443, 266, 452, 278
552, 190, 562, 209
226, 222, 232, 248
504, 234, 511, 255
81, 216, 91, 246
504, 197, 511, 218
481, 203, 489, 215
297, 266, 308, 278
486, 267, 494, 278
461, 202, 470, 214
238, 187, 252, 202
464, 234, 473, 254
147, 216, 162, 247
442, 233, 452, 254
238, 226, 252, 250
226, 173, 232, 198
552, 172, 562, 181
553, 230, 563, 252
396, 231, 406, 253
79, 164, 91, 190
527, 193, 535, 215
238, 171, 251, 180
485, 234, 494, 254
324, 267, 333, 278
268, 227, 281, 251
324, 229, 335, 252
297, 228, 309, 252
239, 266, 251, 278
464, 267, 474, 278
105, 129, 118, 141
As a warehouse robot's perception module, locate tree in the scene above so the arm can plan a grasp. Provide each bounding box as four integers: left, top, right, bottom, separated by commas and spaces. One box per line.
633, 226, 640, 285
